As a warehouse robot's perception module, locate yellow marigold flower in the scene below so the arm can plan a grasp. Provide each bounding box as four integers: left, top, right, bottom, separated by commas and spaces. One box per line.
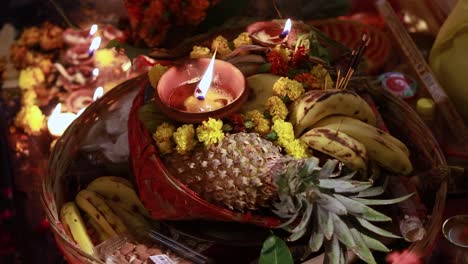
273, 44, 291, 62
190, 45, 212, 59
267, 96, 288, 121
271, 119, 295, 143
95, 49, 118, 68
311, 64, 334, 90
211, 36, 232, 58
173, 124, 197, 155
22, 90, 37, 106
19, 67, 44, 90
245, 110, 270, 135
196, 118, 225, 147
153, 122, 175, 155
14, 105, 45, 135
233, 32, 252, 48
284, 139, 311, 159
272, 77, 305, 101
148, 64, 169, 89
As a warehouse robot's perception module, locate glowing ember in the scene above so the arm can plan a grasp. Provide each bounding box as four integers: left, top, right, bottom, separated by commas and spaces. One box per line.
47, 104, 77, 137
194, 51, 217, 100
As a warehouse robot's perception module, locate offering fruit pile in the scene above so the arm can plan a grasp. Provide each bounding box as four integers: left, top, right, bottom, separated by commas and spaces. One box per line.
138, 21, 417, 263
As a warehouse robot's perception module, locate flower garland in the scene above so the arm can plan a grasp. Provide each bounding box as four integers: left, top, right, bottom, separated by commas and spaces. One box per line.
149, 31, 335, 159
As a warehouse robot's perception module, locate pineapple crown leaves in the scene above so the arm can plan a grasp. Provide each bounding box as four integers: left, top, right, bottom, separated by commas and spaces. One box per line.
271, 157, 415, 264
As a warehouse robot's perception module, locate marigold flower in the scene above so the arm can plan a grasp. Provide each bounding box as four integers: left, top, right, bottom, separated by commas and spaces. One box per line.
310, 64, 334, 90
173, 124, 197, 155
196, 118, 225, 147
271, 119, 295, 144
233, 32, 252, 48
190, 45, 212, 59
267, 96, 288, 121
290, 46, 309, 67
245, 110, 270, 135
153, 122, 175, 155
272, 77, 305, 101
148, 64, 169, 89
267, 50, 288, 76
19, 67, 44, 90
211, 35, 232, 58
273, 45, 291, 62
14, 105, 45, 135
227, 113, 246, 133
284, 139, 311, 159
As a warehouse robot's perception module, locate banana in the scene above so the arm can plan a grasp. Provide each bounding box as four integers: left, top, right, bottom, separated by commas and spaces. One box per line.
301, 127, 368, 171
314, 116, 413, 175
88, 217, 112, 243
75, 189, 127, 237
87, 176, 150, 217
242, 73, 279, 112
106, 199, 151, 230
60, 202, 94, 255
290, 89, 377, 136
314, 115, 409, 156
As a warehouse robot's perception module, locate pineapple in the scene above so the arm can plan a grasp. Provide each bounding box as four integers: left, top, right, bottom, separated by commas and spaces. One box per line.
165, 132, 412, 264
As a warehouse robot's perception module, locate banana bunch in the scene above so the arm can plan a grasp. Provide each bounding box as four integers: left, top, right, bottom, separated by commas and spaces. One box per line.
59, 176, 151, 255
291, 90, 413, 175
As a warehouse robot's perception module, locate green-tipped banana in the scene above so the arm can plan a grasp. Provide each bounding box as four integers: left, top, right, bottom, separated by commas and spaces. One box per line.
314, 116, 413, 175
301, 127, 368, 171
87, 176, 150, 217
75, 189, 127, 237
60, 202, 94, 255
290, 90, 377, 136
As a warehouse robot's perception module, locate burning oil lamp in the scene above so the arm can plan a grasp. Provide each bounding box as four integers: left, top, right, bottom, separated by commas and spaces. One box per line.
247, 19, 292, 47
155, 53, 247, 123
63, 24, 98, 46
64, 36, 102, 65
55, 64, 99, 91
66, 87, 104, 113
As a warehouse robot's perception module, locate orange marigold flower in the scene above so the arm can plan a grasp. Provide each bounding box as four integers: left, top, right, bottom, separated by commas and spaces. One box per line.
267, 50, 288, 76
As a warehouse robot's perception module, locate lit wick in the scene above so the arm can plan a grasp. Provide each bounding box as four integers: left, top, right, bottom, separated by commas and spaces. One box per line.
93, 86, 104, 101
194, 51, 217, 100
280, 18, 292, 38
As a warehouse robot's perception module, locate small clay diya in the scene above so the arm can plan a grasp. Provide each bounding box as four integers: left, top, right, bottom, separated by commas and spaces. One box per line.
63, 24, 98, 46
155, 58, 247, 123
66, 89, 95, 113
247, 19, 292, 47
64, 37, 101, 66
56, 64, 98, 91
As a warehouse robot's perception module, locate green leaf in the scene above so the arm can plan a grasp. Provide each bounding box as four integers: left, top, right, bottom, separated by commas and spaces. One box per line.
352, 192, 415, 206
106, 39, 151, 60
356, 217, 402, 239
137, 101, 168, 134
259, 235, 294, 264
333, 194, 392, 222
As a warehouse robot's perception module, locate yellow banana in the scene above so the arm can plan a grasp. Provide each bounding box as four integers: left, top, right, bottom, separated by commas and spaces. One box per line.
75, 189, 127, 237
60, 202, 94, 255
87, 176, 150, 217
314, 115, 409, 156
242, 73, 279, 112
314, 116, 413, 175
301, 127, 368, 171
290, 90, 377, 136
106, 199, 151, 230
88, 176, 133, 188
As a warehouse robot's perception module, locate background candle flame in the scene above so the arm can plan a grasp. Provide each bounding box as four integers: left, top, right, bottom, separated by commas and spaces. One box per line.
93, 87, 104, 101
47, 104, 78, 137
88, 37, 102, 54
89, 24, 98, 36
194, 51, 217, 100
92, 68, 100, 77
281, 19, 292, 37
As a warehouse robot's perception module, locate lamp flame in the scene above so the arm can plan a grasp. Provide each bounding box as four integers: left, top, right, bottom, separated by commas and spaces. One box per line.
280, 19, 292, 38
47, 104, 78, 137
93, 87, 104, 101
89, 24, 98, 36
194, 51, 217, 100
92, 68, 100, 77
88, 37, 102, 54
